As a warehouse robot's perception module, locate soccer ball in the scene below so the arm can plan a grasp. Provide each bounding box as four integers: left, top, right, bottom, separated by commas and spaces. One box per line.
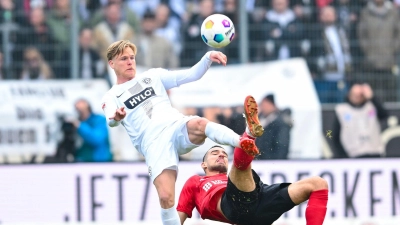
200, 14, 235, 48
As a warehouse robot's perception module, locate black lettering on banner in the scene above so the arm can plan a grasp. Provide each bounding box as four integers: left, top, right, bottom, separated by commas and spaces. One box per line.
270, 172, 287, 184
320, 171, 335, 217
91, 175, 103, 221
124, 87, 156, 109
137, 174, 151, 220
45, 124, 51, 143
76, 175, 82, 221
344, 171, 359, 217
113, 175, 128, 221
0, 129, 36, 144
370, 170, 382, 216
392, 170, 400, 216
10, 87, 64, 97
16, 107, 43, 120
297, 172, 310, 218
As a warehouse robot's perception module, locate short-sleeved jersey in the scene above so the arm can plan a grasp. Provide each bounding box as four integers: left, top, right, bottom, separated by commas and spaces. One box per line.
177, 174, 233, 224
101, 68, 184, 154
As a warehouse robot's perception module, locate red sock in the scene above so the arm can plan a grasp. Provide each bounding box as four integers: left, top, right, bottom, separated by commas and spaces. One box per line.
242, 131, 255, 140
233, 147, 254, 170
305, 189, 328, 225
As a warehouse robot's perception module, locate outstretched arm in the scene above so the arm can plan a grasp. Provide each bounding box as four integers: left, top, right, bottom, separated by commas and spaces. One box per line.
178, 211, 188, 225
161, 51, 227, 90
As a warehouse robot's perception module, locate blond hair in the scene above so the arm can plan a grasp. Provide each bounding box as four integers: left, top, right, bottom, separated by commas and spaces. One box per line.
106, 40, 137, 61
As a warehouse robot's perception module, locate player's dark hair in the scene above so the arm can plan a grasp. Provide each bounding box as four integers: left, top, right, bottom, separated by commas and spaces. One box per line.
202, 145, 225, 162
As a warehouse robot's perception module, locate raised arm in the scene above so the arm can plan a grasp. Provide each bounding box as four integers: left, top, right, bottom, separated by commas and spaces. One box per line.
160, 51, 227, 90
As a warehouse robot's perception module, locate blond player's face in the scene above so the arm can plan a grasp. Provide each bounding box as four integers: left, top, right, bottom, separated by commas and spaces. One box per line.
110, 47, 136, 79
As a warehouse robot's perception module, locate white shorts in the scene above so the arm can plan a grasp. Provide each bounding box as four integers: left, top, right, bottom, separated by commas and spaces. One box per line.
144, 115, 200, 182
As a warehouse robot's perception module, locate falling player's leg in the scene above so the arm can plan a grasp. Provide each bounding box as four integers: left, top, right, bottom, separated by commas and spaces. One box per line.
153, 169, 181, 225
287, 177, 329, 225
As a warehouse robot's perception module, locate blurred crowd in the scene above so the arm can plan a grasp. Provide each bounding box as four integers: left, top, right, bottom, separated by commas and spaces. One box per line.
0, 0, 400, 103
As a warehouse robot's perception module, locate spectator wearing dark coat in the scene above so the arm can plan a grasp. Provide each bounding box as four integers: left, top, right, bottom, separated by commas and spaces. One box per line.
256, 94, 292, 160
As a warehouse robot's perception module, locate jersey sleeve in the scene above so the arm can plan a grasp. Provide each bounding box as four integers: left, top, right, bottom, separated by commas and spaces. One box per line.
101, 92, 120, 127
177, 176, 198, 218
159, 51, 212, 90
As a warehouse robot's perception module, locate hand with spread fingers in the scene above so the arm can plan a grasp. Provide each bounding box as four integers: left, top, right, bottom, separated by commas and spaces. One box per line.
209, 51, 228, 66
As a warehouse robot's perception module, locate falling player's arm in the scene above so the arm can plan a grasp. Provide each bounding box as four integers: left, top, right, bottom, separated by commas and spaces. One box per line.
160, 51, 227, 90
101, 93, 125, 127
177, 176, 198, 224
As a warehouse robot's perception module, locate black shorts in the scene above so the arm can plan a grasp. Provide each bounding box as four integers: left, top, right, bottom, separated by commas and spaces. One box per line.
220, 170, 296, 225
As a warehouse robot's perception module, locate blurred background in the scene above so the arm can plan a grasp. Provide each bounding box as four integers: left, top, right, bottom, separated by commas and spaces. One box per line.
0, 0, 400, 224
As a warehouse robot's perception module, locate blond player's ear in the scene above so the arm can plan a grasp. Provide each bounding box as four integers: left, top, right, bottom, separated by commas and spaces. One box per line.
108, 59, 114, 69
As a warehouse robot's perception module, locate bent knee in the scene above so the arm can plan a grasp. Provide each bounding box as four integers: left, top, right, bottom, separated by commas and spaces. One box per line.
311, 176, 328, 190
188, 117, 209, 134
195, 117, 209, 131
158, 191, 175, 208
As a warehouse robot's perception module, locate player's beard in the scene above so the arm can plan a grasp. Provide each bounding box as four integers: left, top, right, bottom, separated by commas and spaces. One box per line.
209, 164, 228, 173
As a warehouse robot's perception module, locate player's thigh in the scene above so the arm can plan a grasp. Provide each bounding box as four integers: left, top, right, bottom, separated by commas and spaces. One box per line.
144, 135, 179, 182
253, 183, 296, 224
185, 117, 209, 144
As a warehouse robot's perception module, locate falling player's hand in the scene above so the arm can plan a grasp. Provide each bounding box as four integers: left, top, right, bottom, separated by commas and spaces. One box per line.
110, 107, 126, 121
209, 51, 227, 66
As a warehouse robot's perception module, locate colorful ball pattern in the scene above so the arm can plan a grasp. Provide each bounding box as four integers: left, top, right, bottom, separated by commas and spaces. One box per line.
200, 14, 235, 48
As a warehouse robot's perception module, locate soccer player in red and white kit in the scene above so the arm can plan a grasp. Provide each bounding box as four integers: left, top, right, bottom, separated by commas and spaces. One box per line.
177, 99, 329, 225
101, 40, 264, 225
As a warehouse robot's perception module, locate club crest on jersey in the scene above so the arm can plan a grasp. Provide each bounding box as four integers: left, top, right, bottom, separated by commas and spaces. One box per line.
142, 77, 152, 84
124, 87, 156, 109
148, 166, 152, 177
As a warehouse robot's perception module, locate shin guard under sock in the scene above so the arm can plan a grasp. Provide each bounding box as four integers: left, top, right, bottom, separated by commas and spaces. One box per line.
233, 147, 254, 170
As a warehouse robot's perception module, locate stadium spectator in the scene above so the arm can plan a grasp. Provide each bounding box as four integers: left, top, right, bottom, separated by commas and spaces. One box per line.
265, 0, 305, 60
332, 82, 389, 158
248, 7, 270, 62
16, 0, 53, 26
89, 0, 140, 33
310, 6, 351, 103
357, 0, 400, 101
255, 94, 292, 160
136, 10, 179, 69
20, 47, 53, 80
72, 99, 112, 162
46, 0, 73, 48
154, 3, 182, 55
46, 0, 74, 78
14, 7, 56, 78
92, 1, 135, 63
126, 0, 185, 21
181, 0, 215, 67
333, 0, 361, 66
78, 27, 106, 79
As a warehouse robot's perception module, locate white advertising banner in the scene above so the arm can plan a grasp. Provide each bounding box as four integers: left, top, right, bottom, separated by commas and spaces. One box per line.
0, 159, 399, 224
169, 58, 322, 159
0, 80, 110, 157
